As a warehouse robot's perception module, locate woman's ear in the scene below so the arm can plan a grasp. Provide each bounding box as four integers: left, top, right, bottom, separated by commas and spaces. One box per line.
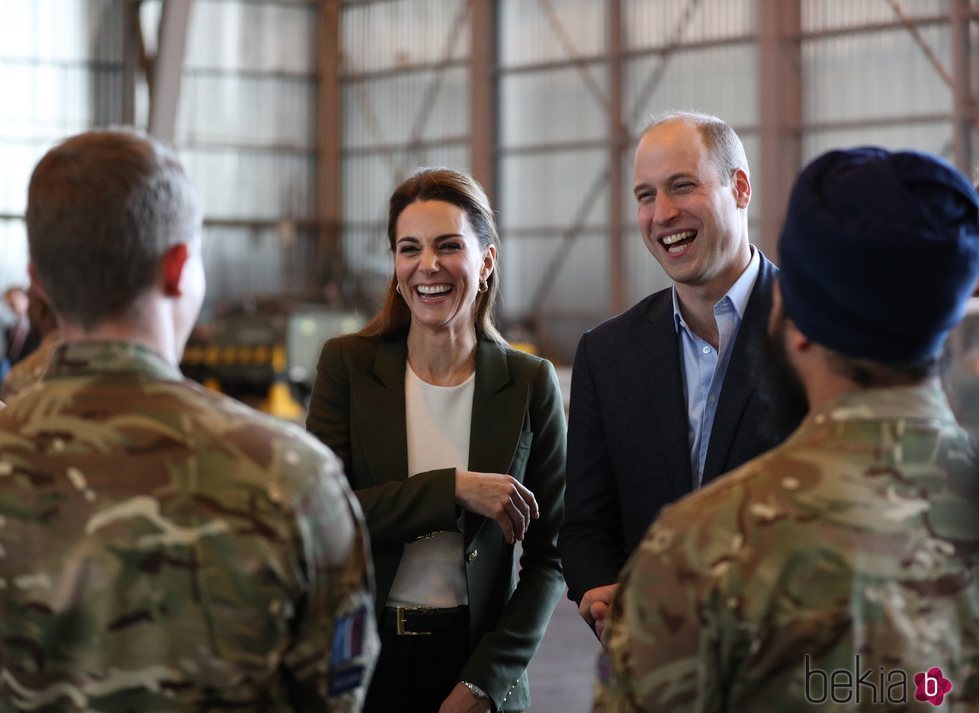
481, 244, 497, 283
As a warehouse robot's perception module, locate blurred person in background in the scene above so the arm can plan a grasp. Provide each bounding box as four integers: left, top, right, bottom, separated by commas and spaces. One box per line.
1, 287, 60, 400
1, 286, 41, 379
307, 167, 566, 713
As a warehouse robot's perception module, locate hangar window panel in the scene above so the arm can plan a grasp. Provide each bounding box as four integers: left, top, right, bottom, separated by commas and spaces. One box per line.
623, 43, 757, 132
625, 0, 754, 49
499, 149, 608, 229
178, 74, 315, 148
343, 0, 471, 74
500, 67, 608, 146
803, 27, 953, 125
202, 225, 319, 307
499, 0, 604, 67
802, 0, 947, 33
342, 68, 470, 149
502, 231, 609, 317
803, 121, 955, 162
181, 147, 315, 222
180, 1, 315, 74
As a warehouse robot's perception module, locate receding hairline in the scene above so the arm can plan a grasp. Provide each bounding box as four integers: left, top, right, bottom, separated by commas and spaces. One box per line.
638, 110, 750, 179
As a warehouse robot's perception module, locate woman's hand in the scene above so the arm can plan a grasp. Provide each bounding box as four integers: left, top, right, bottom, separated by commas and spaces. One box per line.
455, 470, 539, 544
438, 682, 493, 713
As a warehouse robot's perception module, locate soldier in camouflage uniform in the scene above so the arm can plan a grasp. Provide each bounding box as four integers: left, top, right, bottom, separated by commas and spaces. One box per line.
593, 147, 979, 712
0, 128, 378, 712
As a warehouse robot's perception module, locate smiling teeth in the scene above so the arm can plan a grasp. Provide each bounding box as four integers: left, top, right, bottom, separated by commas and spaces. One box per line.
662, 230, 696, 245
417, 284, 451, 295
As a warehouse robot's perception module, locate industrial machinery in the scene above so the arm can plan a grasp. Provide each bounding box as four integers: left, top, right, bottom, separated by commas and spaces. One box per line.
181, 302, 363, 421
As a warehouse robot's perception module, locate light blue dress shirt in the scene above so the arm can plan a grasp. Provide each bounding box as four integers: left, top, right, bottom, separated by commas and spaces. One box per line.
673, 247, 761, 488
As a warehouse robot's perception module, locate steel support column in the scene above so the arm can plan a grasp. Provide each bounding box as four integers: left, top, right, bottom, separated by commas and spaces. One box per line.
120, 0, 142, 125
147, 0, 191, 141
607, 0, 626, 315
757, 0, 801, 261
316, 0, 343, 297
950, 0, 975, 175
470, 0, 497, 206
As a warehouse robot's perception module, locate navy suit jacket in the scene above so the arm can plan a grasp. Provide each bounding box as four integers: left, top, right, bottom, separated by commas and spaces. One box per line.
559, 251, 804, 604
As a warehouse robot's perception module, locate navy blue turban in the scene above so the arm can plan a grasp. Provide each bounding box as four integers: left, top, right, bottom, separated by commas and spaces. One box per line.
778, 147, 979, 364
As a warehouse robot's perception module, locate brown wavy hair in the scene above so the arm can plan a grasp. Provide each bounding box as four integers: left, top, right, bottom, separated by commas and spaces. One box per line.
359, 167, 505, 344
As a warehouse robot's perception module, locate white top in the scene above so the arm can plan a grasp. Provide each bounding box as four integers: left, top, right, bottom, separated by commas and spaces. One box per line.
386, 363, 475, 608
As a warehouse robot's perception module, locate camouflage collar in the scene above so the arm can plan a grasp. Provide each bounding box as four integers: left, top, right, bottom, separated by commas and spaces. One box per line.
807, 383, 955, 427
46, 341, 182, 381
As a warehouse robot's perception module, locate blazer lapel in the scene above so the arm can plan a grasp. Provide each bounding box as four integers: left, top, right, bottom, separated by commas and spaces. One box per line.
702, 253, 776, 481
353, 337, 410, 486
464, 339, 529, 546
640, 294, 694, 499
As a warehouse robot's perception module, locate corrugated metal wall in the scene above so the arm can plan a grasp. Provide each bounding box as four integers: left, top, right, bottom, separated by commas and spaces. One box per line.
0, 0, 321, 319
0, 0, 976, 360
341, 0, 472, 306
162, 0, 320, 316
0, 0, 125, 289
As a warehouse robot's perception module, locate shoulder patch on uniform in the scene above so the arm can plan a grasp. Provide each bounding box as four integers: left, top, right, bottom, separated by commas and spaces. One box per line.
329, 664, 366, 696
597, 651, 614, 685
331, 605, 367, 665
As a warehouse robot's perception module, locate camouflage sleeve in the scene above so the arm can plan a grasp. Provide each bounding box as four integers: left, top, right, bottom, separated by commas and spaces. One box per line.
281, 452, 379, 712
592, 504, 730, 713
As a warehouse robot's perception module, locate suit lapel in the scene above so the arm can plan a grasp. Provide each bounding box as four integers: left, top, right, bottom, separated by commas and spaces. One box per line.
702, 253, 776, 481
352, 338, 410, 486
641, 294, 694, 499
464, 339, 528, 546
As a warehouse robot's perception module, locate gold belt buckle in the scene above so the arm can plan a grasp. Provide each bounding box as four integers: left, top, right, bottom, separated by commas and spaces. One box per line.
396, 606, 433, 636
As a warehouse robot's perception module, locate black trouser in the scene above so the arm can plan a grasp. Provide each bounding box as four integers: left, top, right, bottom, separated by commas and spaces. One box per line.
364, 607, 471, 713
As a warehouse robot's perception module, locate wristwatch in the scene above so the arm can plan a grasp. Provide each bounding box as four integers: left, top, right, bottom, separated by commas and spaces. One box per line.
462, 681, 489, 700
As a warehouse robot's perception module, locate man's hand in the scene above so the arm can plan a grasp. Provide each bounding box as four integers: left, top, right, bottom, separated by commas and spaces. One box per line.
578, 583, 619, 641
455, 470, 539, 544
439, 682, 493, 713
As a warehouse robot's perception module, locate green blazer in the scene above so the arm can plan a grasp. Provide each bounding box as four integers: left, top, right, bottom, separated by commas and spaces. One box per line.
306, 332, 566, 712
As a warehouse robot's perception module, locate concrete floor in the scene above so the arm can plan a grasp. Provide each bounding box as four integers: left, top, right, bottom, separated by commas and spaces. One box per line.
525, 589, 602, 712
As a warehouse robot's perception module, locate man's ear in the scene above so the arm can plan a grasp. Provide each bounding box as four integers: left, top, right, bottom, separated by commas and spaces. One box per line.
161, 243, 190, 297
27, 263, 50, 302
784, 317, 812, 353
733, 168, 751, 209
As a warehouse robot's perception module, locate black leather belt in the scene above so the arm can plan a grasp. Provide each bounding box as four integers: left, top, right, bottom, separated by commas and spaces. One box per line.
383, 605, 469, 636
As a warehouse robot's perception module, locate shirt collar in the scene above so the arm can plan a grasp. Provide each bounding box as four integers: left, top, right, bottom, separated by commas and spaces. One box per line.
673, 245, 761, 333
46, 340, 183, 381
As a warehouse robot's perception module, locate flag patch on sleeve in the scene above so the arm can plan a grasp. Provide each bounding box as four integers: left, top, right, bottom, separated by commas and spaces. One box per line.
331, 606, 367, 666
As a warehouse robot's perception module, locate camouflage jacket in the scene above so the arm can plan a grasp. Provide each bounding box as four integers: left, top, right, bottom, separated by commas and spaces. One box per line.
0, 341, 378, 712
594, 383, 979, 712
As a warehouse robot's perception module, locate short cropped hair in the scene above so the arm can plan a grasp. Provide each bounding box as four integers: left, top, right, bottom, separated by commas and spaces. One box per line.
825, 349, 942, 388
27, 128, 202, 329
643, 110, 750, 184
359, 167, 504, 344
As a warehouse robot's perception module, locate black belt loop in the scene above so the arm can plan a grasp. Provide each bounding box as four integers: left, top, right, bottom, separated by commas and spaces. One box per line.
383, 606, 469, 636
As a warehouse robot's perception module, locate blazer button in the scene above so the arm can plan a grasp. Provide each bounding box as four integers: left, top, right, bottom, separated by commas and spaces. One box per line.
466, 549, 478, 563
